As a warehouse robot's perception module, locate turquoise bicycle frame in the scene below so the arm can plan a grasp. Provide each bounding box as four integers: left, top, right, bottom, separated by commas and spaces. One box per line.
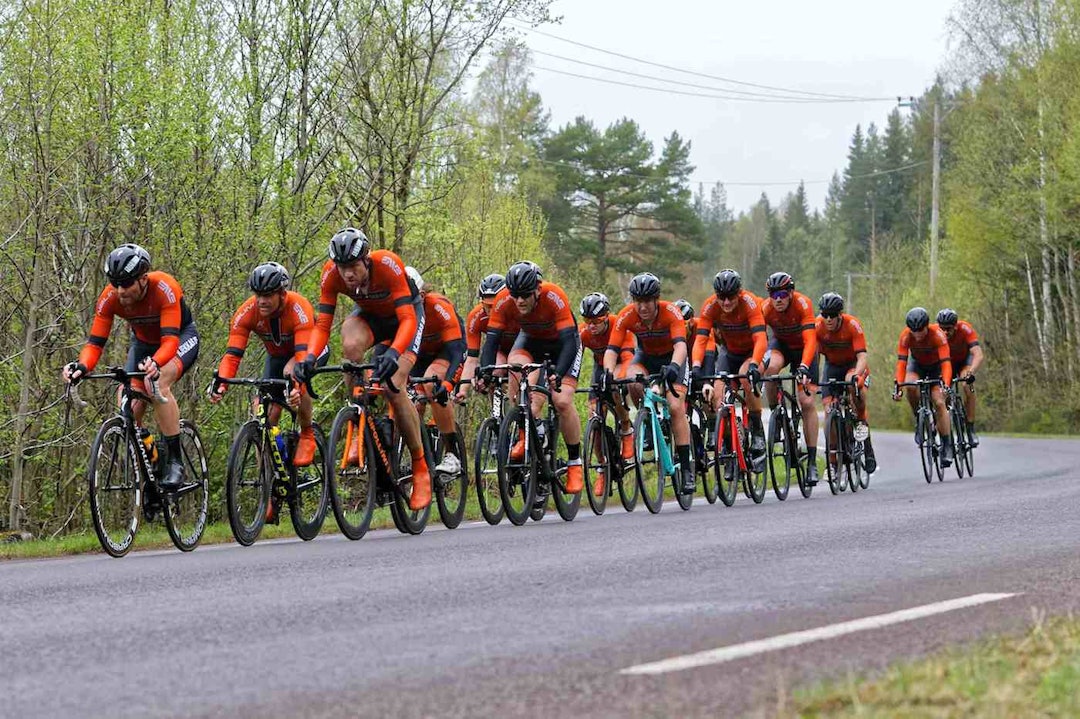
638, 383, 680, 478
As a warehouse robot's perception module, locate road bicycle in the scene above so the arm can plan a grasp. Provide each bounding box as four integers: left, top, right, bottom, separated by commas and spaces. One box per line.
407, 376, 468, 529
466, 376, 509, 525
634, 373, 694, 513
687, 382, 720, 504
820, 378, 867, 494
578, 376, 641, 515
489, 362, 579, 525
71, 367, 209, 557
702, 372, 765, 505
949, 375, 976, 478
762, 374, 810, 500
306, 362, 434, 538
220, 376, 329, 545
897, 378, 946, 483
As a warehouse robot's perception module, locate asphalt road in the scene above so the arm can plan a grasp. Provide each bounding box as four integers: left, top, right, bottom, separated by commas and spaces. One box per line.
4, 431, 1080, 719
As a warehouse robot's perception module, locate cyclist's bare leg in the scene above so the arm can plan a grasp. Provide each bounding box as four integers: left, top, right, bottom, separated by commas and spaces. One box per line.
931, 384, 951, 435
739, 358, 762, 414
846, 368, 869, 422
283, 357, 313, 430
668, 384, 690, 444
425, 359, 456, 436
151, 359, 182, 436
963, 380, 976, 423
904, 370, 921, 414
797, 377, 818, 450
763, 349, 784, 408
508, 349, 545, 418
551, 378, 582, 445
627, 362, 647, 407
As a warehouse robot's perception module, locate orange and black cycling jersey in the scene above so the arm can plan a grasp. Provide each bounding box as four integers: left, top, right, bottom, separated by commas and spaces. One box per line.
217, 291, 315, 380
763, 291, 818, 366
895, 326, 952, 386
308, 250, 418, 358
936, 320, 980, 366
417, 292, 465, 380
465, 302, 516, 357
608, 301, 686, 357
79, 271, 192, 371
693, 290, 767, 366
579, 319, 634, 361
486, 282, 576, 341
815, 313, 867, 367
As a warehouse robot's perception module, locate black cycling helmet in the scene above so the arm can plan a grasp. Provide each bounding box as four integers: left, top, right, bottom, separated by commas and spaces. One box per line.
505, 261, 541, 296
765, 271, 795, 293
249, 262, 291, 294
579, 292, 610, 319
818, 292, 845, 316
328, 227, 370, 264
478, 273, 506, 298
628, 272, 661, 300
906, 306, 931, 331
674, 299, 694, 321
713, 269, 742, 297
936, 308, 958, 327
105, 244, 151, 285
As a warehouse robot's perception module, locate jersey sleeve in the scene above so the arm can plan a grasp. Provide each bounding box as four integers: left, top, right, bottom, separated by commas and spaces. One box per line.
151, 274, 183, 368
746, 296, 767, 364
935, 329, 953, 386
550, 285, 576, 332
665, 303, 687, 344
307, 261, 340, 360
849, 317, 867, 355
78, 287, 118, 371
895, 331, 910, 385
606, 308, 630, 356
465, 305, 484, 357
217, 299, 255, 379
797, 296, 817, 366
692, 300, 716, 366
291, 294, 316, 363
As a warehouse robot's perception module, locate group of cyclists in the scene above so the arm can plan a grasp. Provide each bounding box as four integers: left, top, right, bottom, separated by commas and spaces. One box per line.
63, 227, 984, 519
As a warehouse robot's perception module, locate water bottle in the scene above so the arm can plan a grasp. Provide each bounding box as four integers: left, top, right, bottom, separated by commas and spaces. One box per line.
138, 428, 158, 464
271, 426, 289, 462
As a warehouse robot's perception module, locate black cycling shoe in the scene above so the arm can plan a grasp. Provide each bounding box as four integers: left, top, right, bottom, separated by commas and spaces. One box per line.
864, 439, 877, 474
680, 465, 696, 495
159, 459, 185, 491
969, 426, 980, 448
805, 463, 819, 487
750, 434, 767, 473
940, 439, 954, 468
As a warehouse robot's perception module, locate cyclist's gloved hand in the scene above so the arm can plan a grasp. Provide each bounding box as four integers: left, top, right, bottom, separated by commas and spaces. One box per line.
207, 373, 227, 403
549, 372, 564, 394
599, 368, 614, 394
691, 365, 702, 384
795, 363, 811, 384
662, 362, 681, 387
292, 355, 316, 385
373, 348, 400, 382
433, 380, 454, 405
747, 362, 762, 387
64, 361, 88, 384
891, 381, 902, 401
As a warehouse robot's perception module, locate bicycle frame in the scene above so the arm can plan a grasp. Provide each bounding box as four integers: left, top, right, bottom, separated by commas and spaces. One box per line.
485, 361, 561, 482
220, 377, 300, 490
638, 375, 679, 478
704, 373, 752, 472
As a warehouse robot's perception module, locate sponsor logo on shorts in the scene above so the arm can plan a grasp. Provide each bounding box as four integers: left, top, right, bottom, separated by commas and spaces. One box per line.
178, 334, 199, 357
410, 313, 425, 354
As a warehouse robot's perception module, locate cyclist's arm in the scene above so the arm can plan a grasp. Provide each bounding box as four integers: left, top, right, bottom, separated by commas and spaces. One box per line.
291, 296, 315, 365
217, 307, 254, 380
387, 297, 418, 357
151, 279, 183, 368
603, 316, 628, 372
967, 344, 984, 375
435, 305, 466, 381
938, 338, 953, 387
850, 319, 869, 377
77, 289, 116, 371
667, 304, 687, 366
692, 313, 713, 367
894, 333, 909, 385
480, 329, 503, 369
798, 298, 817, 367
307, 269, 339, 361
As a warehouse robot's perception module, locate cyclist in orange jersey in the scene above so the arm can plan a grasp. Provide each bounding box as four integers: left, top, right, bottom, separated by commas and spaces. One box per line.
62, 244, 200, 489
208, 262, 325, 468
935, 308, 984, 447
692, 268, 768, 470
761, 272, 821, 486
605, 273, 696, 495
477, 261, 585, 493
893, 307, 954, 467
404, 266, 468, 478
815, 292, 876, 474
455, 274, 514, 404
291, 227, 431, 511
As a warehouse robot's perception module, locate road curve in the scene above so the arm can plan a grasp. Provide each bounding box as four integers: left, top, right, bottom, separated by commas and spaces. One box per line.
3, 432, 1080, 718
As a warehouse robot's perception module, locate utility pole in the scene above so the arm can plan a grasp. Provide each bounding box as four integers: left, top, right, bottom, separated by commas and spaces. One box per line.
845, 271, 878, 315
930, 100, 941, 299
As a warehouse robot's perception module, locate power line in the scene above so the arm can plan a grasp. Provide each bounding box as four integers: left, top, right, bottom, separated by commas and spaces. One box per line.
531, 50, 886, 103
514, 22, 894, 102
533, 65, 890, 105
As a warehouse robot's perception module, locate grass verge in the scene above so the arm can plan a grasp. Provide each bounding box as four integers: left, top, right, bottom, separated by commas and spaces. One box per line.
776, 614, 1080, 718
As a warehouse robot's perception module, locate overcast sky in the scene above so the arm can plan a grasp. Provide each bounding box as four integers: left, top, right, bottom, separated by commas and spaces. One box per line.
515, 0, 955, 213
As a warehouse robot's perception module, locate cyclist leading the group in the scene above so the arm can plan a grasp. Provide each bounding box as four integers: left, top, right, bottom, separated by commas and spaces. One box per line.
405, 266, 468, 477
604, 274, 696, 495
935, 308, 983, 447
761, 272, 821, 486
477, 261, 585, 493
208, 262, 323, 467
815, 292, 876, 474
62, 244, 200, 489
293, 227, 432, 511
893, 306, 954, 467
692, 269, 769, 469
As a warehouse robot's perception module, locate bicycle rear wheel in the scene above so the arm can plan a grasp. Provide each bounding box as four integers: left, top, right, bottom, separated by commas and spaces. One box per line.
824, 411, 845, 495
919, 410, 935, 484
327, 406, 377, 540
434, 422, 468, 529
692, 411, 718, 505
88, 417, 141, 558
742, 420, 767, 504
390, 426, 432, 534
474, 417, 504, 524
951, 409, 967, 479
288, 425, 330, 540
616, 426, 640, 512
766, 410, 791, 501
634, 407, 664, 514
163, 420, 209, 552
583, 416, 610, 515
712, 410, 738, 507
226, 420, 269, 546
549, 421, 580, 522
498, 406, 538, 526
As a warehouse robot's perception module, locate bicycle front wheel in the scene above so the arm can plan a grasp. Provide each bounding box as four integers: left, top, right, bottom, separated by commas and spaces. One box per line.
163, 420, 210, 552
919, 410, 935, 484
289, 425, 330, 540
692, 412, 718, 505
498, 406, 538, 526
327, 406, 377, 540
474, 417, 504, 524
634, 407, 664, 514
742, 420, 767, 504
226, 420, 270, 546
583, 416, 610, 515
712, 410, 738, 507
824, 411, 845, 495
435, 423, 468, 529
88, 417, 141, 558
766, 410, 791, 501
951, 410, 967, 479
390, 427, 432, 535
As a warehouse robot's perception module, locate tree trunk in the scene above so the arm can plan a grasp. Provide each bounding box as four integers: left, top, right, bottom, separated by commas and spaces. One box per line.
10, 236, 43, 531
1025, 251, 1050, 371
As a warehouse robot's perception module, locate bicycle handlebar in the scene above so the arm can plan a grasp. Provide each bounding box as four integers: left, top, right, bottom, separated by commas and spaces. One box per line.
761, 373, 813, 396
699, 373, 761, 398
68, 367, 165, 406
304, 362, 396, 400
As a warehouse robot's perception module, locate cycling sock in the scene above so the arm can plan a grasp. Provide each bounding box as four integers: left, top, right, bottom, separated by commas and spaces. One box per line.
807, 447, 817, 463
567, 443, 581, 461
164, 434, 181, 461
676, 444, 690, 467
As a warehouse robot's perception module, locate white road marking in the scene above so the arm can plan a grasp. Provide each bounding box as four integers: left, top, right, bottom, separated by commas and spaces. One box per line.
620, 592, 1019, 675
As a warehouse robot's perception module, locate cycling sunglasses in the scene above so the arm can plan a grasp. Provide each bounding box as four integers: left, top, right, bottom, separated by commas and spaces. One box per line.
820, 311, 840, 319
111, 277, 140, 290
769, 290, 791, 301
